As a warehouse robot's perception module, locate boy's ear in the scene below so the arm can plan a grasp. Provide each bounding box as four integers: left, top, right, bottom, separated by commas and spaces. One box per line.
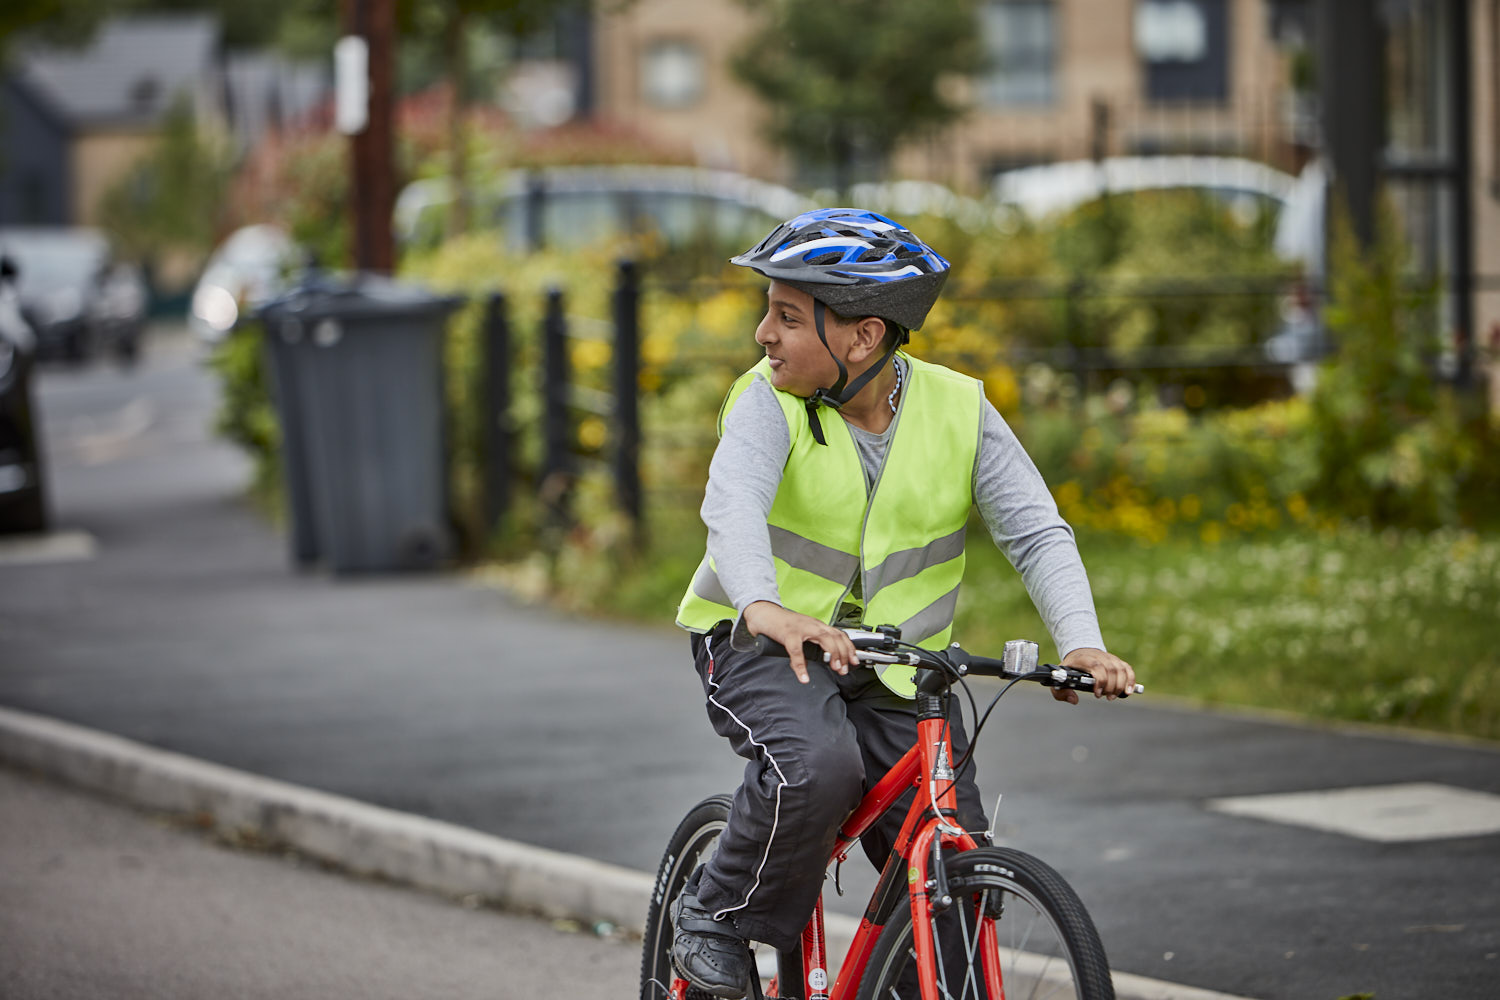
850, 315, 887, 361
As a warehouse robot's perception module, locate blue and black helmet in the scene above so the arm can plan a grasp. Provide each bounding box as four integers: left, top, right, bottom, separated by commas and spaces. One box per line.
730, 208, 950, 333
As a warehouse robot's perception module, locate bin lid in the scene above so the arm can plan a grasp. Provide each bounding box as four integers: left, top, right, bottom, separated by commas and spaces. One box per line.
256, 271, 464, 324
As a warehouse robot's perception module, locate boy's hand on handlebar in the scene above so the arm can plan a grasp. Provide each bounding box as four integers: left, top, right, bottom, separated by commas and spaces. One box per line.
1060, 647, 1137, 702
742, 601, 857, 684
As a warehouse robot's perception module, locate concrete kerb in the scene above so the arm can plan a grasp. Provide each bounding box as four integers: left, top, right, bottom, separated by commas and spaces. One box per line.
0, 705, 653, 932
0, 705, 1255, 1000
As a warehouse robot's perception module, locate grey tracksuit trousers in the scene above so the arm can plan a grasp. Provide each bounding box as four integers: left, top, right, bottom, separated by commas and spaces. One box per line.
690, 622, 989, 953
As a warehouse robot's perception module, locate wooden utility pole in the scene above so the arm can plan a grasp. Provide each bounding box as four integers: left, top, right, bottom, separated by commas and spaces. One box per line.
342, 0, 397, 273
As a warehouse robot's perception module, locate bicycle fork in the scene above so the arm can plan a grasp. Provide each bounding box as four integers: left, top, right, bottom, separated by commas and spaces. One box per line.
906, 696, 1004, 1000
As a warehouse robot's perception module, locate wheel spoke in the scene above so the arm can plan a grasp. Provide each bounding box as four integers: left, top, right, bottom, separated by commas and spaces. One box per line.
856, 849, 1106, 1000
957, 901, 983, 1000
929, 913, 952, 1000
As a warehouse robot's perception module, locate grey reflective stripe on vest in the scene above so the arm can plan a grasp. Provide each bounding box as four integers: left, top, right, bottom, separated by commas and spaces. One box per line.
690, 526, 859, 610
691, 559, 732, 607
864, 526, 967, 598
898, 585, 962, 644
766, 525, 860, 585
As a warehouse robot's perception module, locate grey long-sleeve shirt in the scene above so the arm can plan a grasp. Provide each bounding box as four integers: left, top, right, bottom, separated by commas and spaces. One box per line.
701, 359, 1106, 657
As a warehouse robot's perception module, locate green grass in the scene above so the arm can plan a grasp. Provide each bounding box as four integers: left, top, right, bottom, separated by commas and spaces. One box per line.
953, 524, 1500, 741
535, 505, 1500, 742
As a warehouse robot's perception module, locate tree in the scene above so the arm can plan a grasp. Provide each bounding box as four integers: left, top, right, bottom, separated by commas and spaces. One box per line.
400, 0, 585, 236
731, 0, 985, 194
96, 99, 232, 273
0, 0, 122, 58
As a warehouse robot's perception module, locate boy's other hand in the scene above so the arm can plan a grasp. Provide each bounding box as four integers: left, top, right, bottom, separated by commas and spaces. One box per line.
1058, 647, 1137, 703
742, 602, 858, 684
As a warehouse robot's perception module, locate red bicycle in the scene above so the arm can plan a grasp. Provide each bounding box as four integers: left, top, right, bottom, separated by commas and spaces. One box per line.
640, 629, 1141, 1000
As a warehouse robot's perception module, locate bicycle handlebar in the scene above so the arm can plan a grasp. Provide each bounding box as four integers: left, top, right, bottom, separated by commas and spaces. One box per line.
751, 629, 1144, 697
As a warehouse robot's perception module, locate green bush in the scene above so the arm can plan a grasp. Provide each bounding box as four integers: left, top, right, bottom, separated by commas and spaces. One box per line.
1308, 210, 1500, 528
210, 325, 281, 509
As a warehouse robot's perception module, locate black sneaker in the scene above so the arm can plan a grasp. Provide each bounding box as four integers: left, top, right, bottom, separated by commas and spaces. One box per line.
670, 886, 754, 999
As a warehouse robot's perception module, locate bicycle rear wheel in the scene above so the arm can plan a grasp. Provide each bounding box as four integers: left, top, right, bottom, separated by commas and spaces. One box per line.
640, 795, 794, 1000
854, 847, 1113, 1000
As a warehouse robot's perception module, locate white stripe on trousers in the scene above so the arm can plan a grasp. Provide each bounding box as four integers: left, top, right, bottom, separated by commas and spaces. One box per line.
704, 633, 787, 924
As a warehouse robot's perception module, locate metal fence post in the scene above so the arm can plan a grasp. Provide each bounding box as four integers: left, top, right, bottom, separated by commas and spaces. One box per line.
524, 172, 547, 253
612, 259, 642, 537
541, 286, 571, 520
1066, 275, 1088, 405
481, 291, 511, 532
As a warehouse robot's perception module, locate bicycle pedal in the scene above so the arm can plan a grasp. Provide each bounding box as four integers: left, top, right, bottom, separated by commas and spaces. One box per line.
684, 983, 762, 1000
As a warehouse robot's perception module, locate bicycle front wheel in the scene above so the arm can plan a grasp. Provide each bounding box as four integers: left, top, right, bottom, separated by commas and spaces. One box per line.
855, 846, 1114, 1000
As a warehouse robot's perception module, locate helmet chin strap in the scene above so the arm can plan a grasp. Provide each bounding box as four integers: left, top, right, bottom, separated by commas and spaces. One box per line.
804, 299, 901, 446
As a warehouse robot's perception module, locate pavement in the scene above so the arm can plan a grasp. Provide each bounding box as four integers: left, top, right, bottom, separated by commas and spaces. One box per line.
0, 763, 639, 999
2, 324, 1499, 999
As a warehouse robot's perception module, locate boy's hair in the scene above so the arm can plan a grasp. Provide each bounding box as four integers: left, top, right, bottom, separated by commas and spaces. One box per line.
825, 305, 903, 352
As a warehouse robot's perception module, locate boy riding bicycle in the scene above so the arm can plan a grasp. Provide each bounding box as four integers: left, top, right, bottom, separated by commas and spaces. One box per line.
673, 209, 1136, 999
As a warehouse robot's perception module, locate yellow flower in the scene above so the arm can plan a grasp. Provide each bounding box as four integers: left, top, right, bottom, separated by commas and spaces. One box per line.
572, 339, 610, 372
578, 416, 608, 450
983, 364, 1021, 415
1179, 494, 1202, 521
1200, 521, 1224, 544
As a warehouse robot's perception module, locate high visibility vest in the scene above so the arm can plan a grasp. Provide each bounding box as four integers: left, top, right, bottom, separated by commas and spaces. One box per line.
676, 353, 984, 697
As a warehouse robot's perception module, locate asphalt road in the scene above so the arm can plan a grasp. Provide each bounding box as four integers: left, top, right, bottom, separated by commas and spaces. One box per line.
2, 325, 1497, 999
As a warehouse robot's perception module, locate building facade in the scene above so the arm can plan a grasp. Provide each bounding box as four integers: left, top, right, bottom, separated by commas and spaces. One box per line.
592, 0, 1298, 190
1, 14, 224, 228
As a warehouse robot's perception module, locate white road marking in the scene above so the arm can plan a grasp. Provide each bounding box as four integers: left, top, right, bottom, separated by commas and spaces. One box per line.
0, 530, 97, 566
1208, 782, 1500, 842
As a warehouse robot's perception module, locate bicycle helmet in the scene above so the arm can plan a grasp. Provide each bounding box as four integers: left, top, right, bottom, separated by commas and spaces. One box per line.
731, 208, 949, 332
730, 208, 950, 444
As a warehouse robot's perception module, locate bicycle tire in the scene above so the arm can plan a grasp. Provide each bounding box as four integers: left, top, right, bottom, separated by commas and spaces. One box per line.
640, 796, 797, 1000
854, 846, 1114, 1000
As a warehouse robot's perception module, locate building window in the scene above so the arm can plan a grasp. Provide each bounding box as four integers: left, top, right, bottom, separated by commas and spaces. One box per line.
641, 38, 704, 109
1136, 0, 1229, 102
980, 1, 1056, 106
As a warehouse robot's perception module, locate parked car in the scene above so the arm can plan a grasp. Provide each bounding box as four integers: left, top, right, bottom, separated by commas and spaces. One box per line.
993, 155, 1329, 367
394, 166, 815, 253
0, 227, 146, 363
0, 254, 48, 534
90, 261, 150, 362
188, 224, 300, 345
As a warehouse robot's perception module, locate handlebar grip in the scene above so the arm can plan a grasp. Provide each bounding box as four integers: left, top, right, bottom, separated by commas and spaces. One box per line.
1043, 668, 1143, 698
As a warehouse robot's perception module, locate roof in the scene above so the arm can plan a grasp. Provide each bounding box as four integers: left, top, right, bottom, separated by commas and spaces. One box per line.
13, 14, 220, 128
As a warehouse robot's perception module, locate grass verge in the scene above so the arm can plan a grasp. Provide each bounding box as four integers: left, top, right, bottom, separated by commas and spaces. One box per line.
523, 509, 1500, 743
954, 525, 1500, 741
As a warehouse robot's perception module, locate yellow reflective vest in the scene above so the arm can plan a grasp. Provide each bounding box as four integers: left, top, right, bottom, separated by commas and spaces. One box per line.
676, 353, 985, 697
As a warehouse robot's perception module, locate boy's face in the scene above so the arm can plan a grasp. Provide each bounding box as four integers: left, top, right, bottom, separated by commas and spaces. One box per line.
754, 281, 851, 397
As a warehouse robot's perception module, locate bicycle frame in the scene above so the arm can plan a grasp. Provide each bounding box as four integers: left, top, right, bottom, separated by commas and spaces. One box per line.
667, 706, 991, 1000
778, 711, 999, 1000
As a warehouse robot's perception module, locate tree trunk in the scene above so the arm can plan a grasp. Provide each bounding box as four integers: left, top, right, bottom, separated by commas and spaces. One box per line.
446, 4, 471, 238
831, 124, 853, 203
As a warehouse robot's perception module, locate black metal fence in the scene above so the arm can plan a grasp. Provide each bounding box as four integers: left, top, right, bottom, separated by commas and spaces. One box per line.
478, 262, 1498, 538
479, 259, 644, 540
